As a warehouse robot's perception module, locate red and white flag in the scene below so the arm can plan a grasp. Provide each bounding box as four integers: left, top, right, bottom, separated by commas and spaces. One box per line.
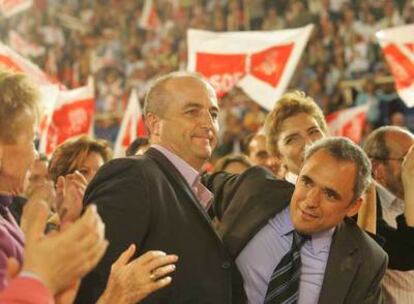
0, 0, 32, 18
0, 40, 56, 86
139, 0, 159, 30
0, 40, 63, 139
39, 84, 95, 156
8, 30, 45, 58
187, 25, 313, 110
376, 24, 414, 107
326, 105, 369, 144
113, 89, 145, 158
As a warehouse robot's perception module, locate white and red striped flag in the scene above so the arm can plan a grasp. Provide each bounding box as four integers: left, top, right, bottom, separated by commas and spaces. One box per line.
187, 25, 313, 110
0, 39, 91, 156
0, 40, 57, 86
0, 40, 62, 139
113, 89, 145, 158
0, 0, 32, 18
139, 0, 159, 30
376, 24, 414, 107
326, 104, 369, 144
39, 83, 95, 156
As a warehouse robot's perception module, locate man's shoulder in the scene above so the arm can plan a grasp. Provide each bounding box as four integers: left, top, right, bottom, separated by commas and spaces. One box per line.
87, 155, 162, 191
341, 218, 387, 262
230, 166, 294, 191
99, 155, 157, 175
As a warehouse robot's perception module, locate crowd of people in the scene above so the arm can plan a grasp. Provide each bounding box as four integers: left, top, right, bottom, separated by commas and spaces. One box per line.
1, 1, 414, 304
2, 0, 414, 150
0, 63, 414, 303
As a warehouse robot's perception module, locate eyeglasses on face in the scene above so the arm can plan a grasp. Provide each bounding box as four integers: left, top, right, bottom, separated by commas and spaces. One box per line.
369, 156, 405, 162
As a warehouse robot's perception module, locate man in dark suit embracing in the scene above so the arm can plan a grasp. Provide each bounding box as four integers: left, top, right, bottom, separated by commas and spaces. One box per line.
206, 137, 387, 304
76, 72, 242, 303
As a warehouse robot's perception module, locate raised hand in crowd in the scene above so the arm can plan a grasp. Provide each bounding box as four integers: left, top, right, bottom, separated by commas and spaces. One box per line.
22, 200, 107, 296
97, 245, 178, 304
24, 178, 56, 211
357, 180, 377, 235
19, 179, 56, 229
55, 171, 88, 225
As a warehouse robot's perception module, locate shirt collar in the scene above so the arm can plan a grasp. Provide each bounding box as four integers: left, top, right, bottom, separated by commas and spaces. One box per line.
0, 195, 13, 208
152, 144, 213, 209
377, 182, 404, 211
280, 206, 334, 254
285, 171, 298, 185
152, 144, 199, 187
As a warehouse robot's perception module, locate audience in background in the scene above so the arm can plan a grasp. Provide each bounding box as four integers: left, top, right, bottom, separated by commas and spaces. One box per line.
244, 133, 284, 178
3, 0, 413, 149
363, 126, 414, 303
265, 90, 327, 184
213, 153, 252, 174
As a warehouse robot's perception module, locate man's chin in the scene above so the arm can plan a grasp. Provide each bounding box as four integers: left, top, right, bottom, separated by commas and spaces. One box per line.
292, 218, 317, 236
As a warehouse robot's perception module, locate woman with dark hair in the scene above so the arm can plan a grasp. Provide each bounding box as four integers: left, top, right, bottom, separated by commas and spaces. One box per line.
48, 135, 112, 224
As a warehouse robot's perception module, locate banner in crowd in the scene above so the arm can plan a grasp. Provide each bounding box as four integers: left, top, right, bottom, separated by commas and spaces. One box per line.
376, 24, 414, 108
0, 0, 32, 18
326, 104, 369, 144
57, 13, 90, 34
0, 39, 94, 155
139, 0, 159, 30
0, 40, 55, 86
8, 30, 45, 58
113, 89, 145, 158
39, 83, 95, 156
187, 24, 313, 110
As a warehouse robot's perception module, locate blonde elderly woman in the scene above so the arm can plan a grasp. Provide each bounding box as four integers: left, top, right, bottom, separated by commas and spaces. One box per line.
0, 68, 177, 303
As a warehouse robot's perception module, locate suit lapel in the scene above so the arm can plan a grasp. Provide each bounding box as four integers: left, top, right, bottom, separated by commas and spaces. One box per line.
145, 148, 224, 243
318, 219, 361, 304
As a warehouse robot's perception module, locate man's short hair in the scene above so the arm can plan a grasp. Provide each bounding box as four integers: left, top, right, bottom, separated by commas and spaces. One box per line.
0, 68, 40, 143
264, 91, 327, 156
305, 137, 372, 203
48, 135, 112, 183
363, 126, 413, 162
143, 71, 214, 118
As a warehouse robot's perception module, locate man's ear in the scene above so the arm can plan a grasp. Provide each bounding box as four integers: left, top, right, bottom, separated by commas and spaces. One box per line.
145, 113, 161, 137
346, 196, 363, 217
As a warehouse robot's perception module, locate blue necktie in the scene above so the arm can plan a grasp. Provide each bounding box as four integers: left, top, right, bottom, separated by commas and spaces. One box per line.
264, 231, 309, 304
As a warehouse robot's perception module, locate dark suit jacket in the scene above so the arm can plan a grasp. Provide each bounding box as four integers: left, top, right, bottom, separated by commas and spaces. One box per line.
76, 148, 243, 304
204, 166, 388, 304
376, 192, 414, 270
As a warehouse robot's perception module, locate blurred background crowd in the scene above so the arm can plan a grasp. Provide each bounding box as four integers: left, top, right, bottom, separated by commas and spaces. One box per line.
1, 0, 414, 159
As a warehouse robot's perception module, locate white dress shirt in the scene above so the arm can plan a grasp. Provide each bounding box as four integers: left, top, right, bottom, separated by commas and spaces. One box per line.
377, 184, 414, 303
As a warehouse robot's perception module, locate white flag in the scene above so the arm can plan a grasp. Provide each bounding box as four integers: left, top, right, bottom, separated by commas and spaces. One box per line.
39, 84, 95, 156
187, 25, 313, 110
326, 105, 369, 144
0, 0, 32, 18
376, 24, 414, 107
139, 0, 159, 30
0, 40, 56, 86
8, 30, 45, 58
113, 89, 145, 158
